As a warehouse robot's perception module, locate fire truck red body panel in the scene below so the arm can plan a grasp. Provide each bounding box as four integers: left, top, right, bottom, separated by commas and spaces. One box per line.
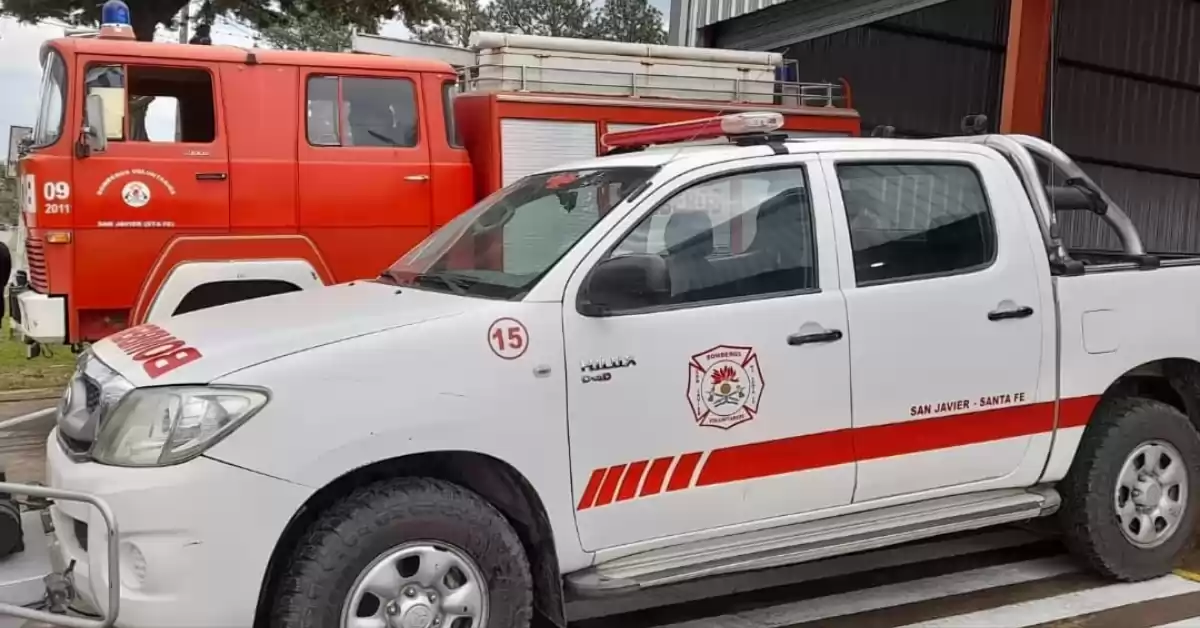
12, 34, 860, 345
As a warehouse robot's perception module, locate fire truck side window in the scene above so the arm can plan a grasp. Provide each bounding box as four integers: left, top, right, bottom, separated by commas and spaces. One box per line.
305, 75, 419, 148
84, 64, 216, 144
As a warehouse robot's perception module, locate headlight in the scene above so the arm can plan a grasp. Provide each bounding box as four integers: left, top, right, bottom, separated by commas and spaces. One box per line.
91, 387, 268, 467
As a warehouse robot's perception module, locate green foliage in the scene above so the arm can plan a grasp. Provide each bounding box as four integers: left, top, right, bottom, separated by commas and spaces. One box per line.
409, 0, 490, 48
486, 0, 592, 38
259, 8, 365, 51
413, 0, 667, 45
591, 0, 667, 44
1, 0, 448, 42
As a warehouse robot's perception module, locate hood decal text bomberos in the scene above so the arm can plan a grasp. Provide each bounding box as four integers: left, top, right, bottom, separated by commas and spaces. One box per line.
108, 324, 203, 378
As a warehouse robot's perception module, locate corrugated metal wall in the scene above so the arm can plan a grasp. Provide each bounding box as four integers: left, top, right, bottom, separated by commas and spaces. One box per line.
711, 0, 1009, 137
683, 0, 948, 48
1051, 0, 1200, 252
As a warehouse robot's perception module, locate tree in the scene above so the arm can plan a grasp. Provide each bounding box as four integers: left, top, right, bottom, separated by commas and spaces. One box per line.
1, 0, 448, 43
409, 0, 490, 48
259, 8, 363, 51
486, 0, 593, 39
591, 0, 666, 44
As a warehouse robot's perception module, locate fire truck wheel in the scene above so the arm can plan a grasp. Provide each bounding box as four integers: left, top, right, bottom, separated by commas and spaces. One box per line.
270, 476, 534, 628
1059, 396, 1200, 581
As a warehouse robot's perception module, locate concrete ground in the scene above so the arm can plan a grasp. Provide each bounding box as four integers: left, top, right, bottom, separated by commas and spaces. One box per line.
0, 399, 55, 487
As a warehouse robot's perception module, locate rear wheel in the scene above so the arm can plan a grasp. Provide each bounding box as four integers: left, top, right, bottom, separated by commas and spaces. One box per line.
270, 477, 534, 628
1059, 397, 1200, 580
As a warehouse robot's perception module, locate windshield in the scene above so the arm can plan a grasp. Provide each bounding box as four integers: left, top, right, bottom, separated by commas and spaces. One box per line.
32, 48, 67, 148
381, 166, 659, 300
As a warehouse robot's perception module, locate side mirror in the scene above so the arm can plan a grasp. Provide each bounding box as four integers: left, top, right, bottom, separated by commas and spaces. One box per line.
579, 254, 671, 317
79, 93, 109, 157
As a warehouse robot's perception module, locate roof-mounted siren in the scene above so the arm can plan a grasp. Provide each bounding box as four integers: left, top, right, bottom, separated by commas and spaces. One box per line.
98, 0, 136, 40
601, 112, 786, 153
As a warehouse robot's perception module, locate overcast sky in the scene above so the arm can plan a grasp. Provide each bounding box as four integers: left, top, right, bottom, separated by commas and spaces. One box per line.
0, 1, 671, 153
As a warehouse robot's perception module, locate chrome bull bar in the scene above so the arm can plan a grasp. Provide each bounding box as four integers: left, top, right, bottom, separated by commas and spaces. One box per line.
0, 482, 118, 628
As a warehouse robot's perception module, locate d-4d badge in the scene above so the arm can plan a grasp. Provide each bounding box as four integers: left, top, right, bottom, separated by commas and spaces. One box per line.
687, 345, 764, 429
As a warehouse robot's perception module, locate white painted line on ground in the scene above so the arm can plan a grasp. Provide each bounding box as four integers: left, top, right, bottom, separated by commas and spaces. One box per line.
0, 407, 54, 431
656, 556, 1080, 628
1153, 618, 1200, 627
901, 574, 1200, 628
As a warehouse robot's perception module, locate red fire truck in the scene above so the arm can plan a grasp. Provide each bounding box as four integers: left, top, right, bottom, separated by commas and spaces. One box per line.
8, 25, 860, 352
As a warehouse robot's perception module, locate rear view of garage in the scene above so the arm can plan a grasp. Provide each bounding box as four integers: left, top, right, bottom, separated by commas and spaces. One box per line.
669, 0, 1200, 253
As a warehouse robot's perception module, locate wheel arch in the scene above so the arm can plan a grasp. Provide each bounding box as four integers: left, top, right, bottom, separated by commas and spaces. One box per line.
253, 450, 566, 628
140, 258, 327, 323
1093, 357, 1200, 432
132, 235, 335, 325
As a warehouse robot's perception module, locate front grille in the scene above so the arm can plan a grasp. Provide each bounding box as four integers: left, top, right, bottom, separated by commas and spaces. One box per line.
83, 377, 101, 414
24, 237, 47, 293
56, 429, 91, 459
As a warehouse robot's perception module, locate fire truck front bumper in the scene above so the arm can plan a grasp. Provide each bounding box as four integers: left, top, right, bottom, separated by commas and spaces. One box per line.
14, 292, 66, 345
15, 429, 314, 628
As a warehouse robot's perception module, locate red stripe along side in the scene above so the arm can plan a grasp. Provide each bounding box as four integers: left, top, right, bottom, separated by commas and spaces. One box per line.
577, 396, 1101, 511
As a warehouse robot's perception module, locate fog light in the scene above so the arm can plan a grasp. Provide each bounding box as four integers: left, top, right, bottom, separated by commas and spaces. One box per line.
119, 541, 147, 588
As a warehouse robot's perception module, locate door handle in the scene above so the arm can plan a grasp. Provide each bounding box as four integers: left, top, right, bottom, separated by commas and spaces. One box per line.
988, 305, 1034, 321
404, 175, 430, 182
787, 329, 843, 346
196, 172, 227, 181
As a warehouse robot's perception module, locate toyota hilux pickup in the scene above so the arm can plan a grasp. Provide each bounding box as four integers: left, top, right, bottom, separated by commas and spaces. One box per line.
5, 112, 1200, 628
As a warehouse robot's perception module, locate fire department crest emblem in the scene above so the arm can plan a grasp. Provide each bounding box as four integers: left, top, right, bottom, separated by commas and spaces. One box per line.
121, 181, 151, 208
687, 345, 764, 429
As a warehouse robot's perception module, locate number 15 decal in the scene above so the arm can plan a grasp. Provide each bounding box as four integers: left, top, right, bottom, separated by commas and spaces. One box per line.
488, 318, 529, 360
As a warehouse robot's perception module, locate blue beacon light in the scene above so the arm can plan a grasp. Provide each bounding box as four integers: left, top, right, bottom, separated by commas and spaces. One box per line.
99, 0, 136, 39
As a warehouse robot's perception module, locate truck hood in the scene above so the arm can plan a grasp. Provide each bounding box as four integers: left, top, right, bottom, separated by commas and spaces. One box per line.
92, 281, 469, 385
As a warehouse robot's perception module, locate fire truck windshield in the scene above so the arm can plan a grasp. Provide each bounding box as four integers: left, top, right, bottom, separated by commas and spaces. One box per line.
381, 166, 659, 300
32, 48, 67, 148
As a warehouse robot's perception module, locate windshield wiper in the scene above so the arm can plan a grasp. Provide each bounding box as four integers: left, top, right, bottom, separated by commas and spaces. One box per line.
410, 272, 474, 295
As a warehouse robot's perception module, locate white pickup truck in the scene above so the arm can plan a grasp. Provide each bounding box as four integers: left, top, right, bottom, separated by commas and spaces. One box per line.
4, 112, 1200, 628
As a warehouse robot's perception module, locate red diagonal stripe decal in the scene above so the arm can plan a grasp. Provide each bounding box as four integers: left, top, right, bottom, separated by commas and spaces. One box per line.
640, 457, 674, 497
667, 452, 702, 491
594, 464, 627, 507
577, 468, 607, 511
617, 460, 649, 502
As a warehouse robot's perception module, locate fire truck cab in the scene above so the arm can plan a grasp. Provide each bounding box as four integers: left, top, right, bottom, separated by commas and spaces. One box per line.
9, 24, 860, 350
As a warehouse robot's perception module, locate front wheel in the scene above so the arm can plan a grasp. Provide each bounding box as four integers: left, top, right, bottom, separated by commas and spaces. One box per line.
270, 477, 534, 628
1059, 397, 1200, 580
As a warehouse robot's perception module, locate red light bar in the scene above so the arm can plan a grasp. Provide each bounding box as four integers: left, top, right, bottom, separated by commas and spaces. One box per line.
602, 112, 786, 150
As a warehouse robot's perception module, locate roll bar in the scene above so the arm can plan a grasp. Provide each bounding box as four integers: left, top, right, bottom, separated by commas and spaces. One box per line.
944, 133, 1146, 260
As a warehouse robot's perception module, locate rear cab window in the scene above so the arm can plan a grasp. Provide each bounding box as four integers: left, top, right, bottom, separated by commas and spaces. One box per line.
306, 75, 420, 148
835, 162, 996, 286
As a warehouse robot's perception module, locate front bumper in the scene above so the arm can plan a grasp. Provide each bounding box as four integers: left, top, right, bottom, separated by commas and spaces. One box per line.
15, 292, 66, 345
40, 428, 312, 628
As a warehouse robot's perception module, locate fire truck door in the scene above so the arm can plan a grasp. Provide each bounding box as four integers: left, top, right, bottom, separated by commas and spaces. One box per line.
298, 70, 433, 282
73, 58, 231, 234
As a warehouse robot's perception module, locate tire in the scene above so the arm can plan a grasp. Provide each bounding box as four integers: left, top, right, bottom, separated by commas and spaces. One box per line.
1059, 396, 1200, 581
270, 477, 534, 628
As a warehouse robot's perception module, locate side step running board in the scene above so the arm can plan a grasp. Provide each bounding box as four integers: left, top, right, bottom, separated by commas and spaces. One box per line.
566, 487, 1060, 597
